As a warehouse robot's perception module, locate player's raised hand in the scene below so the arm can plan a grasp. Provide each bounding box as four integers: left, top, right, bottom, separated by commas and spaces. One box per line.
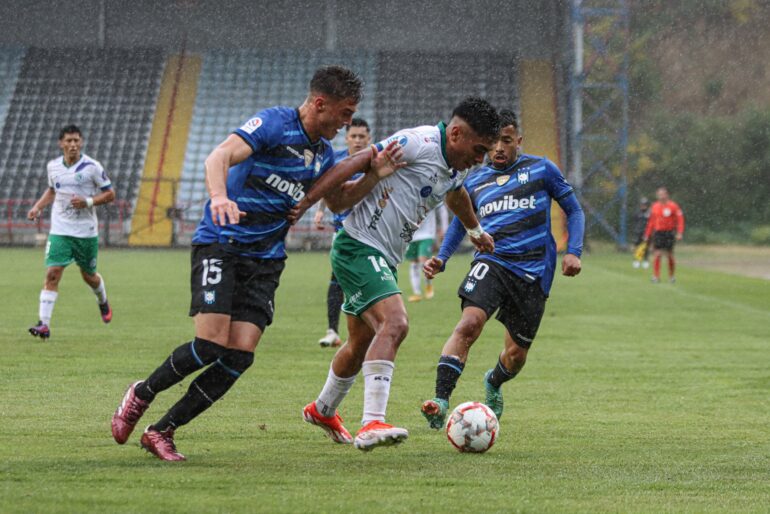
210, 193, 245, 226
562, 253, 582, 276
423, 256, 444, 280
470, 232, 495, 254
370, 140, 406, 179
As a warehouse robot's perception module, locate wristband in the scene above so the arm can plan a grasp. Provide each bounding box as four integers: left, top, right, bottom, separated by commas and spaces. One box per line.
467, 225, 484, 238
86, 197, 94, 208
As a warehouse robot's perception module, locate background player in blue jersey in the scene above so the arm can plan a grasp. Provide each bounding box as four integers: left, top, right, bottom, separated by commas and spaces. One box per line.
420, 109, 585, 428
313, 118, 371, 348
110, 66, 396, 461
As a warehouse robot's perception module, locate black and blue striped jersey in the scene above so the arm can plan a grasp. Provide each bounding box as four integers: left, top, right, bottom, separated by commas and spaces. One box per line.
193, 106, 336, 259
330, 148, 363, 231
438, 154, 584, 294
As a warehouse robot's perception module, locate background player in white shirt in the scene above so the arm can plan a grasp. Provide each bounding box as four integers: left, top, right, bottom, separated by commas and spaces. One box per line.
289, 97, 499, 451
27, 125, 115, 339
405, 204, 448, 302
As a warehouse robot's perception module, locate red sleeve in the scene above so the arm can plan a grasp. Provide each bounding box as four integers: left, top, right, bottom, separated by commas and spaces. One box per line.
674, 202, 685, 235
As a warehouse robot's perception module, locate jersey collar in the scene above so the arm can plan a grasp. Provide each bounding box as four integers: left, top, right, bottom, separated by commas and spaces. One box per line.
295, 107, 323, 148
437, 121, 450, 167
62, 154, 84, 168
491, 154, 524, 174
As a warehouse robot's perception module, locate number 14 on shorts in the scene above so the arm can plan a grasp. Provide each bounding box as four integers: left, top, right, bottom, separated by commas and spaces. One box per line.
367, 255, 395, 282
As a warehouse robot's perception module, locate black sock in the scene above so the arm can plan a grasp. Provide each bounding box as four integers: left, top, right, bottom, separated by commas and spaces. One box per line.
487, 358, 518, 389
152, 349, 254, 431
435, 355, 465, 401
135, 338, 226, 402
327, 280, 344, 333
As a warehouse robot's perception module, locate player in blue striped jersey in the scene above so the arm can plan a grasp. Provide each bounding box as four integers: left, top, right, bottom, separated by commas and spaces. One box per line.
111, 66, 400, 461
313, 118, 371, 348
421, 109, 585, 428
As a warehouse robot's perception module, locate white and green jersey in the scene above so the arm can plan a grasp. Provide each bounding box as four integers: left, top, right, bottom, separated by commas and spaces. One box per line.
46, 153, 112, 238
342, 123, 467, 266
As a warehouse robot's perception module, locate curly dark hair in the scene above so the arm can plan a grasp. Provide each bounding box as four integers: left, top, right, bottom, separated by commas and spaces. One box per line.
310, 65, 364, 103
498, 108, 520, 132
451, 97, 500, 139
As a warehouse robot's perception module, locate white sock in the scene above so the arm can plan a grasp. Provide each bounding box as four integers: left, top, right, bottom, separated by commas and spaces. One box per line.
39, 290, 58, 326
91, 273, 107, 304
362, 360, 395, 425
409, 262, 421, 295
316, 365, 356, 418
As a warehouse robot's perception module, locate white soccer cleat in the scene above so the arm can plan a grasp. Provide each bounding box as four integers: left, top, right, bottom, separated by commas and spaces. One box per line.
354, 421, 408, 451
318, 329, 342, 348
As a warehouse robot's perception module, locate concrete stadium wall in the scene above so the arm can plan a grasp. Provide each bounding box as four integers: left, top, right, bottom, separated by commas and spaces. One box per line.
0, 0, 564, 58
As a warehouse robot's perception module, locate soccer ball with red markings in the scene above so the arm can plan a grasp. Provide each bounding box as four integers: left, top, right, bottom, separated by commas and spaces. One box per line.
446, 401, 499, 453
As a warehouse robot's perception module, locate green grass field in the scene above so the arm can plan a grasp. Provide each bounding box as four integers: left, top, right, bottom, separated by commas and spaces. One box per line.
1, 247, 768, 513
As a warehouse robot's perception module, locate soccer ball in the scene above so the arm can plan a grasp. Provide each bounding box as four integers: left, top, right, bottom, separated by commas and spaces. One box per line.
446, 401, 499, 453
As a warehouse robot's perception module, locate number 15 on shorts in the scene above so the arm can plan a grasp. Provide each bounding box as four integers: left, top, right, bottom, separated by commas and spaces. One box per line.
202, 258, 223, 286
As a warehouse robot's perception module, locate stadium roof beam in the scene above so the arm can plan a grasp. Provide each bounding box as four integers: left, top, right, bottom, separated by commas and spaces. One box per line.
568, 0, 630, 247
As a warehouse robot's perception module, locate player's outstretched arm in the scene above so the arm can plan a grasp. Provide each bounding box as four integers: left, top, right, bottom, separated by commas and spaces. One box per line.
27, 187, 56, 221
288, 141, 405, 223
444, 188, 494, 253
204, 134, 250, 226
325, 142, 406, 213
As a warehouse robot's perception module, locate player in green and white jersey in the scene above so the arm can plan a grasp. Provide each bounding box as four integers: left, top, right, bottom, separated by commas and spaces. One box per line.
27, 125, 115, 339
290, 97, 500, 451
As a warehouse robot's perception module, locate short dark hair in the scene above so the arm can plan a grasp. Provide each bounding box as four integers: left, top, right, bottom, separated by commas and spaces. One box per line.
59, 125, 82, 140
451, 97, 500, 140
310, 65, 364, 103
347, 117, 370, 132
498, 109, 520, 132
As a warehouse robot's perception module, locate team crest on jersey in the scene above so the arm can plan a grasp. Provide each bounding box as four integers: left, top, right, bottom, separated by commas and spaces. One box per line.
204, 291, 216, 304
75, 173, 84, 183
377, 187, 393, 209
517, 170, 529, 184
496, 175, 510, 186
240, 117, 263, 134
304, 149, 314, 167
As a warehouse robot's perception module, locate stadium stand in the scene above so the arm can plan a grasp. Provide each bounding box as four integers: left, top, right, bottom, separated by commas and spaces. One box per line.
0, 47, 164, 224
129, 53, 201, 246
0, 47, 25, 134
178, 49, 378, 230
374, 51, 518, 138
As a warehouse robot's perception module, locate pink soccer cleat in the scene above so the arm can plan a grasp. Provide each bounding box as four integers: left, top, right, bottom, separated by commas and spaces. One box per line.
303, 401, 353, 444
140, 426, 186, 461
29, 321, 50, 340
99, 301, 112, 324
111, 381, 150, 444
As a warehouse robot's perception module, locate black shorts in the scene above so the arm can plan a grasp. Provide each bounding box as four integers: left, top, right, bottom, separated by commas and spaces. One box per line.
189, 243, 285, 331
652, 230, 676, 251
457, 259, 546, 350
